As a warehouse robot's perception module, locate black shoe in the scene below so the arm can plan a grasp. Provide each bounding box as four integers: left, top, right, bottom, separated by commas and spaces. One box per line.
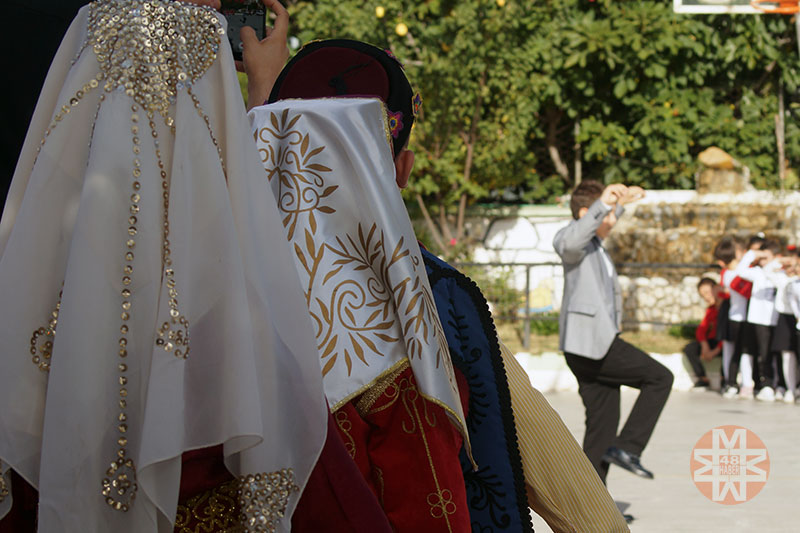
601, 446, 654, 479
623, 513, 635, 524
692, 379, 710, 389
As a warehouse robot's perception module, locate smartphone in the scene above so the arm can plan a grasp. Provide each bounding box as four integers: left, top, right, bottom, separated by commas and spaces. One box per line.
220, 1, 266, 61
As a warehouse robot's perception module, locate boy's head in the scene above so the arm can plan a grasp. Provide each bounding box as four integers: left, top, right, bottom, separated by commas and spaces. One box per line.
697, 277, 720, 306
267, 39, 419, 188
758, 238, 782, 263
748, 233, 766, 251
713, 236, 738, 268
569, 180, 618, 238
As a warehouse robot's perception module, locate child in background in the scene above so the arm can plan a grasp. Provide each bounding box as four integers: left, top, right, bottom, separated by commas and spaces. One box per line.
735, 240, 782, 401
773, 247, 800, 403
683, 278, 726, 389
714, 236, 750, 398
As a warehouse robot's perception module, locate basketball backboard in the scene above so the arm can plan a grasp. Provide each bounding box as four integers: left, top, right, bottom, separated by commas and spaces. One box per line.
673, 0, 762, 14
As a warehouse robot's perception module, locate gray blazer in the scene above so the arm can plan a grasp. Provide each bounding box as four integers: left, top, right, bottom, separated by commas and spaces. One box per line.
553, 199, 624, 360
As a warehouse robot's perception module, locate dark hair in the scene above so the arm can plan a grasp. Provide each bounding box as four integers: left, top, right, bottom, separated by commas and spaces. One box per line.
761, 239, 782, 255
697, 277, 717, 290
569, 180, 605, 219
713, 236, 737, 266
748, 233, 766, 250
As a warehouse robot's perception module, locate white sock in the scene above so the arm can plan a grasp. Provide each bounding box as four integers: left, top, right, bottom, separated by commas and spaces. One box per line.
722, 341, 733, 382
782, 351, 798, 392
740, 354, 755, 388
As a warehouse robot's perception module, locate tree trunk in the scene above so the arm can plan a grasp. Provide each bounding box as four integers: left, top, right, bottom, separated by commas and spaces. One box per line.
545, 108, 570, 183
415, 193, 447, 252
455, 69, 487, 242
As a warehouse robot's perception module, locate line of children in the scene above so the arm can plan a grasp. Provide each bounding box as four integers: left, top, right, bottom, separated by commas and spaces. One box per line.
706, 234, 800, 403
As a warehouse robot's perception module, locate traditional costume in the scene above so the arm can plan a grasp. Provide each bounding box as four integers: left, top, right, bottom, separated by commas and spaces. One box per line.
257, 39, 533, 531
0, 1, 327, 531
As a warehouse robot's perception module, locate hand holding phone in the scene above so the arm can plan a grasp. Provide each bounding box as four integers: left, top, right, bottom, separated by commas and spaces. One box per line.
220, 0, 266, 61
239, 0, 291, 110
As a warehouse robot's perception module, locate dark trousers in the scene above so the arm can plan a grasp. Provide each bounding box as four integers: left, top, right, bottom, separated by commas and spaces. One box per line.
565, 336, 673, 482
752, 323, 775, 390
683, 339, 719, 380
726, 320, 746, 389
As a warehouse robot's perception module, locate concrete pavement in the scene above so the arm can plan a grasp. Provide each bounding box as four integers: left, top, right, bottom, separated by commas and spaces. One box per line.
532, 387, 800, 533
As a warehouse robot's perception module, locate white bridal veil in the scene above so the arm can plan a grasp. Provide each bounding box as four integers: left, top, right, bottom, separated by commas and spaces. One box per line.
0, 1, 326, 531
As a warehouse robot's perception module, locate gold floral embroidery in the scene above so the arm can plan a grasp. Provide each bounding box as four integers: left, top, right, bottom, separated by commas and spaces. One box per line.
334, 410, 356, 459
29, 289, 62, 373
257, 109, 449, 381
396, 375, 456, 533
174, 478, 243, 533
373, 466, 385, 507
255, 109, 336, 244
239, 469, 299, 532
427, 489, 457, 520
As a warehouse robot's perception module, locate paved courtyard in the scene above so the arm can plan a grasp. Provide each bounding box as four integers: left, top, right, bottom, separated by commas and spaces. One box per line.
532, 388, 800, 532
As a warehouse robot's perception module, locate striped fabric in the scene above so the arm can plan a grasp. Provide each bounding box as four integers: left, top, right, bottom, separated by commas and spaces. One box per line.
500, 343, 630, 533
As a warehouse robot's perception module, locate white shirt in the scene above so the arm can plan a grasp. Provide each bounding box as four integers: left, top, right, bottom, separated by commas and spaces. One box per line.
735, 250, 778, 326
722, 269, 749, 323
761, 260, 796, 316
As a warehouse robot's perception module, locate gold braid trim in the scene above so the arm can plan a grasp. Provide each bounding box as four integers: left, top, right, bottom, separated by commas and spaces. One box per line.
354, 358, 411, 416
329, 357, 410, 413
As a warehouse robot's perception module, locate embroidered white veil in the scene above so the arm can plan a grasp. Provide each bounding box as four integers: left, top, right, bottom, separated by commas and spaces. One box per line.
0, 1, 326, 531
250, 98, 469, 444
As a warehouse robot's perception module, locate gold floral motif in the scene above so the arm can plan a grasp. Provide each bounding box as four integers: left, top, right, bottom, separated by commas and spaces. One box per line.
29, 289, 63, 373
256, 109, 336, 244
258, 108, 448, 387
334, 410, 356, 459
175, 478, 244, 533
388, 375, 457, 532
427, 489, 457, 520
239, 469, 299, 532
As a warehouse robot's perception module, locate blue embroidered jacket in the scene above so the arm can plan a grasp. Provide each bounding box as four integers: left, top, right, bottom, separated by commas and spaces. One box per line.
422, 248, 534, 533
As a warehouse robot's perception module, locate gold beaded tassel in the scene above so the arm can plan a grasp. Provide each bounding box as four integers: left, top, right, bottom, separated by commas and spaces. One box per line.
29, 290, 63, 373
149, 112, 190, 358
101, 105, 142, 512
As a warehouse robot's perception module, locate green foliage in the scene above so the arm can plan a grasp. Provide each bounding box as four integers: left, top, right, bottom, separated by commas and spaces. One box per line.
457, 264, 524, 320
286, 0, 800, 241
529, 312, 560, 336
668, 322, 699, 340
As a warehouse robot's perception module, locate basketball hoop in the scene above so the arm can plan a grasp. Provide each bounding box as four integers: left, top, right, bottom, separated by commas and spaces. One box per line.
750, 0, 800, 14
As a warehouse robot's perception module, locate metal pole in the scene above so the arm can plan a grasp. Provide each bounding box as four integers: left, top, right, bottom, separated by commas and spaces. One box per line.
523, 265, 531, 351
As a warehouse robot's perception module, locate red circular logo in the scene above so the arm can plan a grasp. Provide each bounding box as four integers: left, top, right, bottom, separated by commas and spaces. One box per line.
690, 425, 769, 505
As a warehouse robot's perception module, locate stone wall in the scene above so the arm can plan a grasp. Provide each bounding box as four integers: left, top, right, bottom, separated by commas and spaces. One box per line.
618, 274, 715, 330
605, 191, 800, 269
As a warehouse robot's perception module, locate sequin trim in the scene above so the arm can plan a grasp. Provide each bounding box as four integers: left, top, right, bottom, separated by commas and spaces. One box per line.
0, 460, 8, 504
86, 0, 222, 119
239, 469, 299, 532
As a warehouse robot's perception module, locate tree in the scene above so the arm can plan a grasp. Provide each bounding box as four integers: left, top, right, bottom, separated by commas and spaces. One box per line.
284, 1, 800, 258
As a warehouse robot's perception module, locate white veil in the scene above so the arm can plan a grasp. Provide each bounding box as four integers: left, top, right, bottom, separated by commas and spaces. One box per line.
0, 1, 326, 531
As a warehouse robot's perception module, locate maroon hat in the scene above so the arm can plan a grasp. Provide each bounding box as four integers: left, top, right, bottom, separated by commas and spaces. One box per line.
268, 39, 421, 156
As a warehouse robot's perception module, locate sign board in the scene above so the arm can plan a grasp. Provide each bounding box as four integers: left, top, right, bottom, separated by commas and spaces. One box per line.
673, 0, 763, 13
